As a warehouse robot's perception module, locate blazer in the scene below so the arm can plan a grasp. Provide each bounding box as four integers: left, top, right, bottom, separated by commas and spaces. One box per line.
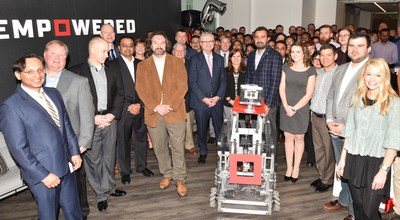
326, 61, 367, 125
245, 46, 282, 108
136, 54, 188, 128
56, 69, 95, 149
0, 87, 80, 185
70, 62, 124, 120
188, 52, 227, 110
223, 71, 246, 107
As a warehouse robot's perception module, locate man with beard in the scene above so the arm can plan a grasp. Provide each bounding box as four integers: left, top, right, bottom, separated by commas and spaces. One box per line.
136, 32, 188, 197
316, 25, 340, 51
245, 26, 282, 163
322, 32, 372, 220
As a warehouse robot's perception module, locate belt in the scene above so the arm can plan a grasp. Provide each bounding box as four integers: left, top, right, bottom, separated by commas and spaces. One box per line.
312, 111, 326, 118
96, 109, 110, 115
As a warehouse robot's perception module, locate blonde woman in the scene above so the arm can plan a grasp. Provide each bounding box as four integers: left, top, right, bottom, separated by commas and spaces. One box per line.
337, 58, 400, 220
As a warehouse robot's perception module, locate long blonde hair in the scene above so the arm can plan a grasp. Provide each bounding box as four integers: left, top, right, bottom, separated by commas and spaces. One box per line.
351, 58, 398, 115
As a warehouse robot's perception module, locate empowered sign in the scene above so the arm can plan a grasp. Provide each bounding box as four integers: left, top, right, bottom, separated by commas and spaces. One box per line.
0, 0, 181, 102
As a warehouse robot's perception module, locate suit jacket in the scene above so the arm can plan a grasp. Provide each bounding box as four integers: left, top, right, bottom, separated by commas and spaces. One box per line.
70, 62, 124, 120
108, 56, 142, 111
136, 54, 188, 128
245, 46, 282, 108
326, 61, 367, 125
188, 52, 227, 110
55, 69, 95, 149
0, 87, 80, 185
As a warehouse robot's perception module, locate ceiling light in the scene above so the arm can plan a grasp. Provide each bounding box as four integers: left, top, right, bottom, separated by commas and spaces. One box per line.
374, 2, 387, 13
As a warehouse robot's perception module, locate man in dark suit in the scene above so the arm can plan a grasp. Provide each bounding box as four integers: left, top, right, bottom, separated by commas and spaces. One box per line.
189, 32, 227, 164
70, 37, 125, 212
100, 23, 119, 61
245, 26, 282, 161
109, 36, 153, 185
44, 40, 95, 219
0, 54, 82, 219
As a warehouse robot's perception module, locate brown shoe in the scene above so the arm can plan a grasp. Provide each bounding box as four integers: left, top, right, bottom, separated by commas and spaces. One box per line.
159, 178, 172, 190
382, 208, 400, 220
186, 148, 197, 155
175, 181, 187, 197
323, 200, 349, 211
343, 215, 354, 220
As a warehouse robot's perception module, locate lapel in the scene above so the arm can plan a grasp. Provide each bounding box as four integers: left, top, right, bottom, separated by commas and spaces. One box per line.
256, 47, 269, 71
200, 53, 213, 79
147, 56, 163, 91
56, 69, 69, 94
118, 57, 134, 85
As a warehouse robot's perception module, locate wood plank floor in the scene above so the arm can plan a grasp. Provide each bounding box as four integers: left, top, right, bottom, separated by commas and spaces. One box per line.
0, 142, 351, 220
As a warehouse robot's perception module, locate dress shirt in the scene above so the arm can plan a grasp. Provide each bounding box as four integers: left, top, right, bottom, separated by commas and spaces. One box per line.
89, 61, 107, 111
20, 84, 59, 118
121, 55, 135, 82
316, 40, 340, 51
219, 51, 229, 67
371, 41, 398, 65
45, 71, 62, 88
255, 48, 265, 70
338, 58, 369, 104
310, 65, 337, 114
153, 53, 166, 85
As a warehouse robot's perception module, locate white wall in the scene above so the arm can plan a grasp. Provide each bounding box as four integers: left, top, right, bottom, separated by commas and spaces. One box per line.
217, 0, 251, 32
315, 0, 337, 27
302, 0, 316, 27
359, 10, 372, 29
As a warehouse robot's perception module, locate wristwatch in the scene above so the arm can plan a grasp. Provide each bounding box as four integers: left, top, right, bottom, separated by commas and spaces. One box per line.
379, 163, 390, 172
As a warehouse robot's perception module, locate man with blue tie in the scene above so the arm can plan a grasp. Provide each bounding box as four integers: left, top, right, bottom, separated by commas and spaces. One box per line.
189, 32, 227, 164
101, 23, 119, 61
0, 54, 82, 219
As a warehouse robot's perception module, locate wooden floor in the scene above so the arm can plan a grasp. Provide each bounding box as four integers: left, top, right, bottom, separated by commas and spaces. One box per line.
0, 142, 351, 220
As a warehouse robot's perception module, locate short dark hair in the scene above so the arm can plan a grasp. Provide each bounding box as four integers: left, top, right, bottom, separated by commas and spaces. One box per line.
118, 36, 134, 46
275, 40, 287, 48
349, 32, 371, 48
254, 26, 268, 34
319, 24, 332, 32
379, 28, 390, 35
320, 43, 337, 55
13, 53, 45, 73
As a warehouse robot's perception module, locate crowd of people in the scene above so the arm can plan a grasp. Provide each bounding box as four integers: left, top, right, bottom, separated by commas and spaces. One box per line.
0, 21, 400, 220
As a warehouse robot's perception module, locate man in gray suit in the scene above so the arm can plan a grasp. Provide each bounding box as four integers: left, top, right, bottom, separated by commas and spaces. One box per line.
44, 40, 95, 220
322, 33, 371, 220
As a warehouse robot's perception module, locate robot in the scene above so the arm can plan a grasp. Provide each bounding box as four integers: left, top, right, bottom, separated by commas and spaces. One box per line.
210, 84, 280, 215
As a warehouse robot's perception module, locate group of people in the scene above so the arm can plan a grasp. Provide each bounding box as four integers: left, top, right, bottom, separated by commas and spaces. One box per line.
0, 21, 399, 220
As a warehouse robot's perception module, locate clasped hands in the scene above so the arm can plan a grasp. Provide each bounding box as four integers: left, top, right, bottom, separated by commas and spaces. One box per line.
203, 96, 220, 107
127, 103, 141, 115
155, 104, 172, 116
284, 105, 296, 117
95, 113, 115, 128
327, 122, 343, 136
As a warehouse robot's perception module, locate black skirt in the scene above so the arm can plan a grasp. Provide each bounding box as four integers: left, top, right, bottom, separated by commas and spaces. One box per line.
343, 153, 391, 196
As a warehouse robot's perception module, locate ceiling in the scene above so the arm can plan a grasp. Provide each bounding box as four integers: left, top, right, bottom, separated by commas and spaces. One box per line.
340, 0, 399, 13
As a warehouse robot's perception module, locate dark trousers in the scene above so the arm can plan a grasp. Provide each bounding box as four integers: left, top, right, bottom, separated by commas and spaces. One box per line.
348, 183, 383, 220
194, 104, 223, 155
117, 110, 148, 176
264, 107, 278, 163
305, 118, 315, 164
76, 157, 89, 218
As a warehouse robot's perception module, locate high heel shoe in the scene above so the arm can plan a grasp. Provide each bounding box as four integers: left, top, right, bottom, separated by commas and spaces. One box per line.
284, 175, 292, 181
291, 176, 299, 183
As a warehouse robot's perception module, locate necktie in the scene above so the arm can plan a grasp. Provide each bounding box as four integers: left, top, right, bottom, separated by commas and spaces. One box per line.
108, 49, 115, 60
38, 92, 60, 127
207, 54, 213, 77
224, 53, 227, 67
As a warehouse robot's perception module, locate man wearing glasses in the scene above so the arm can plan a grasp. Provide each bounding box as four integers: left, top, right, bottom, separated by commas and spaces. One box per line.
189, 32, 227, 164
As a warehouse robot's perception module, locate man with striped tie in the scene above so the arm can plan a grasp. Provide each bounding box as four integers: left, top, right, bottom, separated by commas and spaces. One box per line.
100, 23, 119, 61
0, 54, 82, 220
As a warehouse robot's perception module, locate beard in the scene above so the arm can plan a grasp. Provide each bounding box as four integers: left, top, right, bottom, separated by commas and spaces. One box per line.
319, 37, 330, 44
255, 42, 266, 49
153, 48, 166, 56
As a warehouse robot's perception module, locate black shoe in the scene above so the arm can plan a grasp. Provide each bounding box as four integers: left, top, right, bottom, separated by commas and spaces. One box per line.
208, 137, 215, 144
310, 178, 322, 188
111, 189, 127, 197
382, 208, 400, 220
97, 200, 108, 211
306, 162, 314, 167
315, 183, 332, 193
121, 175, 131, 185
291, 176, 299, 183
138, 168, 154, 177
198, 154, 207, 164
284, 175, 292, 181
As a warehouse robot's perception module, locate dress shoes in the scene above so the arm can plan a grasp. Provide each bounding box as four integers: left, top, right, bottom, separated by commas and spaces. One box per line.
175, 180, 187, 197
315, 183, 332, 192
323, 200, 349, 211
111, 189, 127, 197
198, 154, 207, 164
97, 200, 108, 211
382, 208, 400, 220
284, 175, 291, 181
310, 178, 322, 188
186, 148, 198, 155
208, 137, 216, 144
160, 178, 172, 189
291, 176, 299, 183
138, 168, 154, 177
343, 215, 354, 220
121, 175, 131, 185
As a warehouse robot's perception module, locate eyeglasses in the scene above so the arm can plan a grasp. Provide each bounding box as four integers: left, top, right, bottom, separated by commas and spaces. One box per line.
121, 43, 134, 48
22, 67, 45, 75
201, 40, 215, 44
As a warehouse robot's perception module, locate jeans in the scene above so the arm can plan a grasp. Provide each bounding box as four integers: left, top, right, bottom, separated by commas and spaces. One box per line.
331, 136, 354, 216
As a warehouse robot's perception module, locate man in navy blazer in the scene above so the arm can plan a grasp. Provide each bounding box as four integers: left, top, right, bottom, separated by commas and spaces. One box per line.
0, 54, 82, 220
189, 32, 227, 164
245, 26, 282, 161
